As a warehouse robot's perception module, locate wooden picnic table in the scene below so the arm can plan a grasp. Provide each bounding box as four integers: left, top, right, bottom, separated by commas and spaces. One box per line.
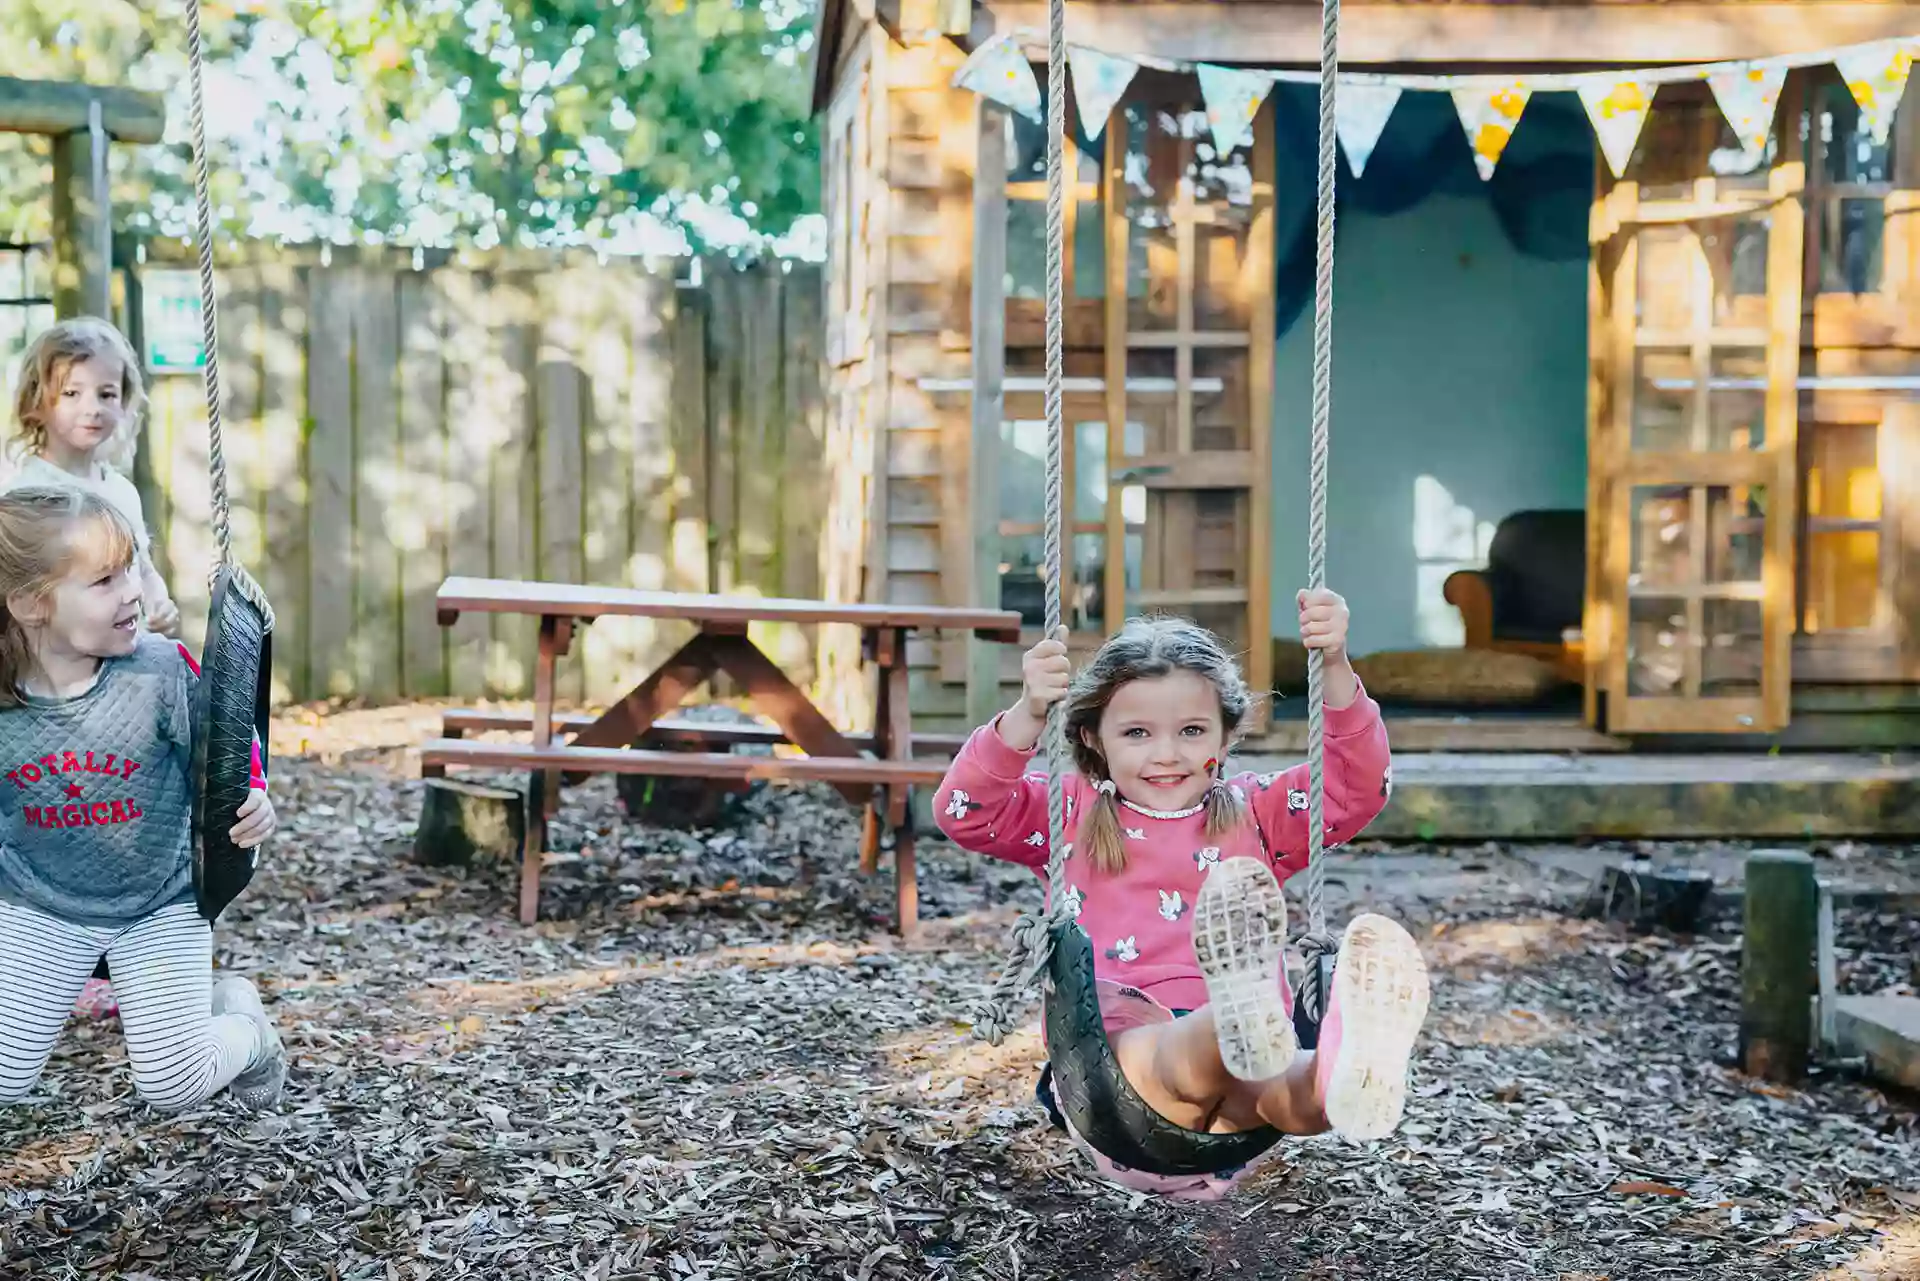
419, 577, 1022, 931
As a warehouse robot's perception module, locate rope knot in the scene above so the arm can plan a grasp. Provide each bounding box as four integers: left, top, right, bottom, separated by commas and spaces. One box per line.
971, 901, 1072, 1045
1294, 926, 1341, 1027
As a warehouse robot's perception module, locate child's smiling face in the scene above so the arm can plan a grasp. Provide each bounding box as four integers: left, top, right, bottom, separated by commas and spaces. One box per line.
44, 355, 128, 460
1089, 669, 1228, 813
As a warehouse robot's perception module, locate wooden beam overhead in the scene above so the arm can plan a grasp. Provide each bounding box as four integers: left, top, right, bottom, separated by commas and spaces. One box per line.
0, 76, 166, 145
984, 4, 1920, 68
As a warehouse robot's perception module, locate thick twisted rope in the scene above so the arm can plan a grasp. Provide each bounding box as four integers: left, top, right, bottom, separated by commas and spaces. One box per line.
185, 0, 274, 629
1294, 0, 1343, 1029
185, 0, 231, 566
974, 0, 1072, 1047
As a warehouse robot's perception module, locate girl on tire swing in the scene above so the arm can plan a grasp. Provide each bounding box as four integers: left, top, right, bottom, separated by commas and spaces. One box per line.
935, 595, 1431, 1199
0, 487, 287, 1113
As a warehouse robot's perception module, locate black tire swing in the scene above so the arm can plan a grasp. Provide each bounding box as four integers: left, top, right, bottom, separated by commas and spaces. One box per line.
184, 0, 275, 923
968, 0, 1348, 1177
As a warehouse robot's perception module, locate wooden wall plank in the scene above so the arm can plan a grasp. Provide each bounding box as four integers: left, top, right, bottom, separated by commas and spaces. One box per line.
624, 271, 678, 657
398, 269, 450, 697
350, 267, 402, 701
705, 269, 742, 595
669, 284, 711, 596
305, 268, 355, 699
490, 270, 539, 696
535, 267, 588, 704
579, 265, 645, 704
257, 261, 310, 704
782, 268, 828, 691
441, 269, 496, 699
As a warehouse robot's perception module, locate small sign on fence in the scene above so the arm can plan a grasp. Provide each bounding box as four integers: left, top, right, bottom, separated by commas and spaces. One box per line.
142, 270, 206, 374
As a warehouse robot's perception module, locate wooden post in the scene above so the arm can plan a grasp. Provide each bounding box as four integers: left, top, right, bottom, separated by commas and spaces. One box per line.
1741, 848, 1818, 1084
49, 103, 111, 319
967, 100, 1009, 729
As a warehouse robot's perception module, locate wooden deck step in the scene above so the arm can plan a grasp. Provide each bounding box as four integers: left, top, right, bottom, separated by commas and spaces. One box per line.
419, 738, 951, 787
440, 709, 969, 757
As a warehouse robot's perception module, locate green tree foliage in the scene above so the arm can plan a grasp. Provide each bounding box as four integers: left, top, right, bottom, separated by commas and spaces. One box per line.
0, 0, 819, 253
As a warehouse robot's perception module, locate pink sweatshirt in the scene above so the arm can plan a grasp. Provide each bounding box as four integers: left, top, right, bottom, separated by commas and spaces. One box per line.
935, 686, 1392, 1011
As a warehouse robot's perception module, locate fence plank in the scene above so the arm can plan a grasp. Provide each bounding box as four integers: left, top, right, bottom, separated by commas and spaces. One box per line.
535, 268, 587, 704
398, 269, 449, 697
441, 269, 495, 699
579, 267, 641, 704
705, 269, 741, 597
782, 270, 828, 687
306, 266, 355, 698
669, 286, 711, 596
257, 261, 310, 704
351, 267, 402, 702
164, 370, 214, 659
623, 272, 678, 676
489, 270, 539, 696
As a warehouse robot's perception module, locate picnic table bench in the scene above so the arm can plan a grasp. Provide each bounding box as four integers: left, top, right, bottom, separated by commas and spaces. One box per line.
418, 577, 1021, 932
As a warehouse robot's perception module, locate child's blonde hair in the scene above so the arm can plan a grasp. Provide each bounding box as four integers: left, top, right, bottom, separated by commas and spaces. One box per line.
10, 317, 146, 474
0, 486, 139, 708
1062, 616, 1255, 875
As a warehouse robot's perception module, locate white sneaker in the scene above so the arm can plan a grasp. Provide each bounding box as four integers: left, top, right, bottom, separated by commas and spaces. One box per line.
1316, 913, 1430, 1142
1192, 856, 1299, 1081
211, 975, 287, 1110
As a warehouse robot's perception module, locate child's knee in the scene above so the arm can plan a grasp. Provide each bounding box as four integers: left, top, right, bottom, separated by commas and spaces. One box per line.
131, 1070, 210, 1113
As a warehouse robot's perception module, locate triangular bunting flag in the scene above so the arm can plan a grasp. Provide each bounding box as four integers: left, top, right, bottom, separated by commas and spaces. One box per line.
1335, 84, 1400, 178
1835, 40, 1916, 146
1196, 63, 1276, 157
1068, 45, 1137, 141
1577, 78, 1655, 178
1451, 83, 1532, 181
1707, 64, 1787, 161
952, 32, 1042, 123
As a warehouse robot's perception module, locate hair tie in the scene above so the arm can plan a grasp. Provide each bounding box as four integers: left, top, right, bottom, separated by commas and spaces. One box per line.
1095, 778, 1117, 796
1204, 758, 1220, 776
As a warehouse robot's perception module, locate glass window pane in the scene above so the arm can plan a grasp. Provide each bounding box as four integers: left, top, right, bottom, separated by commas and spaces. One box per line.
1806, 421, 1880, 520
1817, 198, 1885, 296
1806, 531, 1880, 632
1193, 214, 1251, 331
1628, 485, 1766, 590
1006, 198, 1047, 301
1707, 349, 1767, 450
1626, 595, 1690, 695
1193, 349, 1250, 453
1701, 215, 1769, 326
1625, 596, 1764, 699
1633, 349, 1693, 451
1635, 229, 1698, 331
1701, 598, 1763, 695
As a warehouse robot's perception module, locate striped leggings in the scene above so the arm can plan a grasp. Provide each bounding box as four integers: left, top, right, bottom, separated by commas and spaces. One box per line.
0, 899, 265, 1110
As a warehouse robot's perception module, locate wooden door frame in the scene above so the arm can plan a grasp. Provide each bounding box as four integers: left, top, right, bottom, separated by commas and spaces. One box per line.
1589, 99, 1807, 734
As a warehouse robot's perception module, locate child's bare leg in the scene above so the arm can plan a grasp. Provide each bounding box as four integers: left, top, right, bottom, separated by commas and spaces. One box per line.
1109, 1014, 1240, 1131
1110, 1011, 1331, 1136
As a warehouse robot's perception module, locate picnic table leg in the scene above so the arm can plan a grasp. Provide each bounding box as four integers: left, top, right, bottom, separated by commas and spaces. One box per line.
870, 626, 919, 936
532, 616, 573, 819
520, 770, 548, 925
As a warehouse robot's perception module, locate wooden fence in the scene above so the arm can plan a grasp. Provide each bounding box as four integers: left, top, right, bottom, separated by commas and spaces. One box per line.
136, 252, 829, 706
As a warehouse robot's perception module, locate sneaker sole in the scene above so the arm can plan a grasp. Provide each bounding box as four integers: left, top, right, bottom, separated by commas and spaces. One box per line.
1192, 856, 1297, 1081
1322, 913, 1430, 1141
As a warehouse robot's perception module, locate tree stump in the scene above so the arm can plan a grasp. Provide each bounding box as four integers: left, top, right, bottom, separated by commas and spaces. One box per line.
1582, 860, 1715, 933
1741, 848, 1818, 1085
414, 778, 524, 869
